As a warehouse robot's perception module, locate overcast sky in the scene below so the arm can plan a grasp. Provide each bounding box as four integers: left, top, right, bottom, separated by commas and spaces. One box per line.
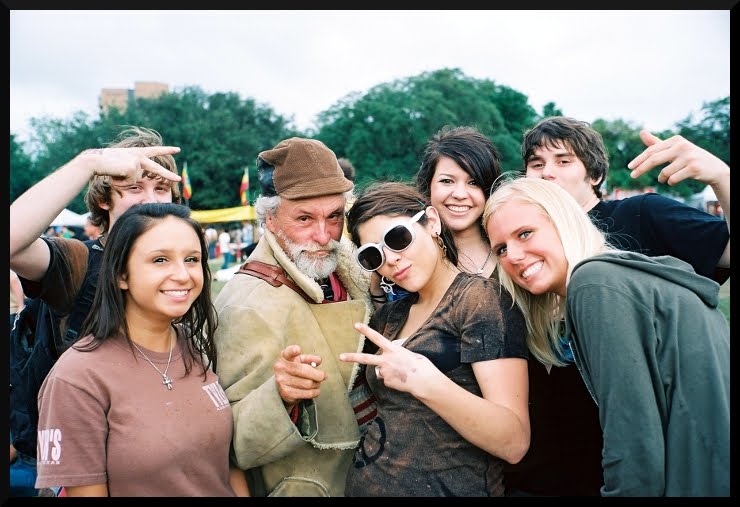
10, 10, 730, 144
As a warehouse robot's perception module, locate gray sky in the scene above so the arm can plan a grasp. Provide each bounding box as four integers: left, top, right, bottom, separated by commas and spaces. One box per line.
10, 10, 730, 144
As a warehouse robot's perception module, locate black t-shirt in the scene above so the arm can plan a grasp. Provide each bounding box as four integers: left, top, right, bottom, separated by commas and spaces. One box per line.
504, 358, 604, 496
589, 193, 729, 282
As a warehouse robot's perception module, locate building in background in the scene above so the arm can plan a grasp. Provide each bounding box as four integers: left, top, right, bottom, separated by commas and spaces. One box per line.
99, 81, 169, 115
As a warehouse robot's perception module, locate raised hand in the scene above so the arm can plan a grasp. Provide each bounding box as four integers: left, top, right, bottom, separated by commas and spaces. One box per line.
339, 322, 441, 397
80, 145, 182, 183
273, 344, 328, 409
628, 130, 729, 187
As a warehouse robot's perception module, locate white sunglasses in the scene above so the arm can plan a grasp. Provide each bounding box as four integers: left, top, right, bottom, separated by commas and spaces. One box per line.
355, 209, 426, 272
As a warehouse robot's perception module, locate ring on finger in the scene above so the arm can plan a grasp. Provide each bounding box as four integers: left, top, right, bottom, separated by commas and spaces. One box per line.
375, 366, 382, 379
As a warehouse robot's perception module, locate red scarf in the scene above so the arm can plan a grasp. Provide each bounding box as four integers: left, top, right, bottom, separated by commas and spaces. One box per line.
322, 272, 348, 303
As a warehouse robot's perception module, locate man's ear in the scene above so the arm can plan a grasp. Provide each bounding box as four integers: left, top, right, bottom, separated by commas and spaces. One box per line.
265, 214, 277, 234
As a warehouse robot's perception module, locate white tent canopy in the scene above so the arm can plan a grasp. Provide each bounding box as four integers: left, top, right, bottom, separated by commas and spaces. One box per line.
685, 185, 718, 211
50, 208, 88, 227
700, 185, 718, 202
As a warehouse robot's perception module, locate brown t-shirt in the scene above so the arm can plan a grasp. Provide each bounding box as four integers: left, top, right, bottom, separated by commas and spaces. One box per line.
19, 236, 91, 315
35, 333, 237, 497
344, 272, 528, 497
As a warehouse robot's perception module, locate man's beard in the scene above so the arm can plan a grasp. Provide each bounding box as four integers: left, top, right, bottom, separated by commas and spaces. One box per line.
277, 230, 340, 281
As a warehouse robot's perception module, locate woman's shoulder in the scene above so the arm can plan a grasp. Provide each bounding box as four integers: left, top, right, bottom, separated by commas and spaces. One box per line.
52, 336, 122, 376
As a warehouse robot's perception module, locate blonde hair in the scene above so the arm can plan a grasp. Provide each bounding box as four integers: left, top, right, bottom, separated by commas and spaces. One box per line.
482, 177, 610, 367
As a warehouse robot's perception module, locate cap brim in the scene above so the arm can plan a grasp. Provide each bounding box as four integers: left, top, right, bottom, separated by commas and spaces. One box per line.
279, 178, 354, 200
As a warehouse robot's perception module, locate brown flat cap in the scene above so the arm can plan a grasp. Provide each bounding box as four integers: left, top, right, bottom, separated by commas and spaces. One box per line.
258, 138, 353, 200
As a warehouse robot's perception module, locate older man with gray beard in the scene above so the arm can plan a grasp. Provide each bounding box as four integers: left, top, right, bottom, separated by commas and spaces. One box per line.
213, 137, 374, 497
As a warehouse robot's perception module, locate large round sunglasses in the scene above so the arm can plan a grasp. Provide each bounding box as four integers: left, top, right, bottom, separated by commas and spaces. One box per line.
355, 209, 426, 272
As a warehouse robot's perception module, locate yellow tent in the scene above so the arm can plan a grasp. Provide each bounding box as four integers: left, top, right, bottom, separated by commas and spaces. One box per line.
190, 206, 256, 224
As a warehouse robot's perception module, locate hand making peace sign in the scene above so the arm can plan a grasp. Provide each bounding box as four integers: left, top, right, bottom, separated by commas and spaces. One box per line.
339, 322, 442, 397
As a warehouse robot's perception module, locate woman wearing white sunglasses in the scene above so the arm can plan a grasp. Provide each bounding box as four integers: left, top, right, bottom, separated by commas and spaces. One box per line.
339, 181, 529, 497
367, 126, 503, 306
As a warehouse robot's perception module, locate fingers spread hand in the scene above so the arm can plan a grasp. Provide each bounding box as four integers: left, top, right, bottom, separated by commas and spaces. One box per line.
628, 131, 665, 172
274, 353, 327, 405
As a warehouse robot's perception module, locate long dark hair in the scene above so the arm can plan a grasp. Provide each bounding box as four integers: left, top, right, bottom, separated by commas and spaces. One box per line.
346, 181, 458, 267
416, 125, 503, 199
415, 125, 503, 239
76, 202, 218, 379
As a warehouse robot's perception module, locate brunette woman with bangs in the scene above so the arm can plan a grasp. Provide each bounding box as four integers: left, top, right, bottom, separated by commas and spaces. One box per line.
339, 181, 529, 497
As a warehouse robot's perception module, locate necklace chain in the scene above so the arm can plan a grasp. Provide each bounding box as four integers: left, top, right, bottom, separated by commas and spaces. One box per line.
131, 333, 174, 390
472, 249, 493, 275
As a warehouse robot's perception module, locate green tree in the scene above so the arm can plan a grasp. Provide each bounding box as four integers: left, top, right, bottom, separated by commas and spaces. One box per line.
12, 87, 299, 212
11, 74, 727, 212
102, 86, 298, 210
315, 68, 537, 189
24, 111, 104, 213
675, 96, 729, 162
540, 102, 564, 119
9, 134, 35, 204
592, 118, 645, 194
592, 96, 729, 200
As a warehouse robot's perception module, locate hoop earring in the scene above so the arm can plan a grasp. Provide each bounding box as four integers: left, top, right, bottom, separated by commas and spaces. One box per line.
435, 232, 448, 257
380, 276, 396, 295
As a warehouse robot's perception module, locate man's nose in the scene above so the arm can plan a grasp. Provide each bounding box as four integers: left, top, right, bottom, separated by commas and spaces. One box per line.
312, 222, 333, 245
541, 162, 556, 178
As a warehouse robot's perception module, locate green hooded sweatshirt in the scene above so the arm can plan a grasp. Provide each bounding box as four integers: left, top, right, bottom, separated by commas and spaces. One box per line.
565, 251, 729, 497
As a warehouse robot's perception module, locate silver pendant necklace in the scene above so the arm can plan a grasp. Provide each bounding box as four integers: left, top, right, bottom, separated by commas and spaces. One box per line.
131, 332, 174, 390
474, 249, 493, 275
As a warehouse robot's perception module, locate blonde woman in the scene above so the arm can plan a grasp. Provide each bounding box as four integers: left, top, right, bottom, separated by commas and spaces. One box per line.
483, 177, 729, 496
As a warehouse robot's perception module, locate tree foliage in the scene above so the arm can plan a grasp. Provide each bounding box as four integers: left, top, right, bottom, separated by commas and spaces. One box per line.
10, 68, 728, 213
109, 86, 301, 210
591, 97, 729, 199
11, 87, 296, 213
9, 133, 34, 203
315, 68, 537, 190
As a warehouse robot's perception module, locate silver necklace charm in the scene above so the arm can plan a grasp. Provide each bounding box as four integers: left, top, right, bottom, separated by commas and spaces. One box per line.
131, 333, 174, 390
476, 249, 493, 275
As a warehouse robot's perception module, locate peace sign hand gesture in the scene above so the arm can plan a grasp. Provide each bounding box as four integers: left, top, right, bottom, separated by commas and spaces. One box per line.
340, 322, 442, 398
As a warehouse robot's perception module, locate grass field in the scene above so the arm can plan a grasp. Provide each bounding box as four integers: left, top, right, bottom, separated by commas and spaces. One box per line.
209, 258, 231, 300
209, 258, 730, 323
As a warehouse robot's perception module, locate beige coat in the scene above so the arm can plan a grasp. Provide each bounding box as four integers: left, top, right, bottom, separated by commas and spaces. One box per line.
214, 229, 372, 496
